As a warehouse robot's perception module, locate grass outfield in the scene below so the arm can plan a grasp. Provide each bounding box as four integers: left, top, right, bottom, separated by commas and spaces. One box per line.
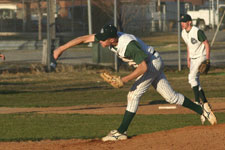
0, 112, 224, 141
0, 67, 224, 107
0, 67, 224, 141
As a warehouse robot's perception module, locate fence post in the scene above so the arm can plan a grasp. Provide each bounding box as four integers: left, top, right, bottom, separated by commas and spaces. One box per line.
177, 0, 181, 71
42, 39, 47, 65
42, 38, 59, 68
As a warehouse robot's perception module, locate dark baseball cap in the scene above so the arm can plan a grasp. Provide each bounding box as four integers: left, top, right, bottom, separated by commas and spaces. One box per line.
179, 14, 192, 22
95, 24, 118, 41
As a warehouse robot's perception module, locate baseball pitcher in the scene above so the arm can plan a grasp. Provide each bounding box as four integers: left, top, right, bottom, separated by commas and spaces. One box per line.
53, 24, 217, 142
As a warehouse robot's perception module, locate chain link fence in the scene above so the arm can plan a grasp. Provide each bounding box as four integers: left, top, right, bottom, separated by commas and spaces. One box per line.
0, 0, 224, 72
0, 0, 224, 34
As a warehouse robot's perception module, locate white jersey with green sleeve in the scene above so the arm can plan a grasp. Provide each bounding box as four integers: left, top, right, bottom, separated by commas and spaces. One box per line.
109, 32, 155, 68
95, 32, 185, 113
110, 32, 184, 112
181, 26, 207, 58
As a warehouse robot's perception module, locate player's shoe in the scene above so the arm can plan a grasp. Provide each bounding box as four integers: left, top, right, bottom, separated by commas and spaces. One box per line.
102, 130, 127, 142
200, 102, 213, 125
200, 115, 206, 125
202, 102, 217, 125
194, 101, 207, 124
194, 101, 201, 105
206, 102, 212, 109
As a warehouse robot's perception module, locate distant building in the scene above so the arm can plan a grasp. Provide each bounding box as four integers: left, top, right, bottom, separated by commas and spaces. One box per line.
0, 3, 17, 19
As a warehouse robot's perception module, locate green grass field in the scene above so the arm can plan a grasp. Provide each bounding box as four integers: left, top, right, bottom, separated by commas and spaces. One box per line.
0, 66, 224, 141
0, 113, 224, 141
0, 67, 224, 107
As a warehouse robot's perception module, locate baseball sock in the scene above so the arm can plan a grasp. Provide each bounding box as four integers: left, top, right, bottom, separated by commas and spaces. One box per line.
199, 89, 208, 103
117, 110, 135, 134
182, 97, 203, 115
192, 86, 200, 103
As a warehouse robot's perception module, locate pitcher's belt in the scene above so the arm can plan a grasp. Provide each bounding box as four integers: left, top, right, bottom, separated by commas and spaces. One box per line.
152, 50, 156, 55
152, 50, 159, 57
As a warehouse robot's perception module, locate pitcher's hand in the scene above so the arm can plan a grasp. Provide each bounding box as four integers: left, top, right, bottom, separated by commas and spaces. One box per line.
0, 54, 5, 61
53, 48, 61, 60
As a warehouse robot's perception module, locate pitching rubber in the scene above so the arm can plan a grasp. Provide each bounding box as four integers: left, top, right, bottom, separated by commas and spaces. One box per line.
158, 106, 177, 110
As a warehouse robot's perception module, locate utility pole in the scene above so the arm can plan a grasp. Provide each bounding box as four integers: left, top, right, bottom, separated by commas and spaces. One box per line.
46, 0, 56, 72
87, 0, 93, 47
212, 0, 215, 30
72, 0, 75, 32
22, 0, 25, 32
158, 0, 162, 31
114, 0, 118, 72
177, 0, 181, 71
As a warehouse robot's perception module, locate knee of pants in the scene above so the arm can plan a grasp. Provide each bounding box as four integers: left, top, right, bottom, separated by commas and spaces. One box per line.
188, 74, 198, 87
126, 92, 140, 113
164, 92, 184, 105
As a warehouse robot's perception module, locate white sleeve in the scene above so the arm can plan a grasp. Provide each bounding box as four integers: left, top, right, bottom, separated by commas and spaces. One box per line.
181, 31, 188, 44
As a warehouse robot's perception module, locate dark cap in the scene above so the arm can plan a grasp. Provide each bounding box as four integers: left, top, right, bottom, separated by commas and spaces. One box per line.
95, 24, 118, 41
179, 14, 192, 22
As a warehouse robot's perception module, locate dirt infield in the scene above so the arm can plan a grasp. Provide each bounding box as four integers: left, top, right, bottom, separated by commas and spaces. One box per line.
0, 101, 225, 150
0, 124, 224, 150
0, 100, 225, 115
1, 124, 224, 150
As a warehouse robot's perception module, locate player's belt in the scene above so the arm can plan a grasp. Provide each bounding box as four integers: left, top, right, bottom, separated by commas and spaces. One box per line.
152, 50, 156, 55
191, 57, 200, 60
151, 50, 159, 57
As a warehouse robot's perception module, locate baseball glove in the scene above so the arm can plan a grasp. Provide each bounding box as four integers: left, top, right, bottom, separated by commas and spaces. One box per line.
100, 72, 124, 88
199, 59, 210, 74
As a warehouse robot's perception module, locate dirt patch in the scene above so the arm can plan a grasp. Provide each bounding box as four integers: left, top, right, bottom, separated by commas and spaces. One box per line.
0, 100, 225, 115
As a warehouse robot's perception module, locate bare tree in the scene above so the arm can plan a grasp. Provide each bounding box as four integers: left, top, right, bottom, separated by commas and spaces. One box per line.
37, 0, 43, 40
92, 0, 151, 32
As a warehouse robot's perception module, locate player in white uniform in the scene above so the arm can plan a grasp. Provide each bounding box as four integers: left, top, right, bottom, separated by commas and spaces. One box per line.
53, 24, 217, 142
180, 14, 211, 109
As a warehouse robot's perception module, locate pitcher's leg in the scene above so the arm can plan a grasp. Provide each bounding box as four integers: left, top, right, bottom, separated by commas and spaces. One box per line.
117, 56, 163, 135
126, 69, 159, 113
152, 73, 184, 105
152, 72, 203, 114
118, 70, 159, 134
152, 72, 217, 125
118, 79, 153, 133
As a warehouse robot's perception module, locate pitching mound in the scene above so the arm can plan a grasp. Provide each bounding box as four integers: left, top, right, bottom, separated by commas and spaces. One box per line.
0, 124, 224, 150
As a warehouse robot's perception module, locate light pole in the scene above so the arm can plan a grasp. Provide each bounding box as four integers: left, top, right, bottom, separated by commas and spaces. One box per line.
177, 0, 181, 71
87, 0, 93, 47
46, 0, 56, 72
114, 0, 118, 72
47, 0, 51, 72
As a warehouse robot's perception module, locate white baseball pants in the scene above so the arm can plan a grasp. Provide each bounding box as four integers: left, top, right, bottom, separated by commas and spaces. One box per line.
188, 56, 206, 89
126, 53, 184, 113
